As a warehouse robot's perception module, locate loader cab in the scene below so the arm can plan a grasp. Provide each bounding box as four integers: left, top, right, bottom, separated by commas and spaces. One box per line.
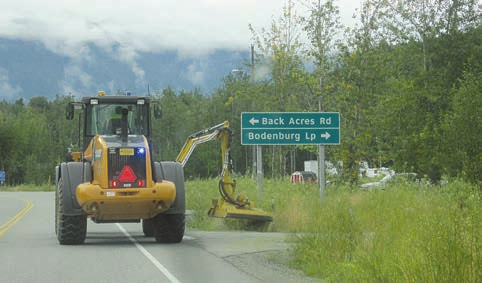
66, 95, 161, 152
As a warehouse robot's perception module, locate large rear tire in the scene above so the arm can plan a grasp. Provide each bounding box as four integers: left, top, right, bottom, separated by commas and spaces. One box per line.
142, 218, 155, 237
55, 178, 87, 245
153, 213, 185, 243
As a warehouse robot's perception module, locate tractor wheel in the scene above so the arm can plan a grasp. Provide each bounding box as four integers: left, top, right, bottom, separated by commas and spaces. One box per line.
153, 213, 185, 243
55, 178, 87, 245
142, 218, 155, 237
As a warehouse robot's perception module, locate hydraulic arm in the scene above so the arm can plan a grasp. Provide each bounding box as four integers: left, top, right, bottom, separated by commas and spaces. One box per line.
177, 121, 272, 222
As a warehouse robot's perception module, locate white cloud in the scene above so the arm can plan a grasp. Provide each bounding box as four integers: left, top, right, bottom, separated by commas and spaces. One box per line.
0, 0, 360, 57
0, 68, 22, 99
0, 1, 360, 93
253, 63, 272, 81
114, 44, 146, 86
185, 61, 207, 85
58, 62, 94, 97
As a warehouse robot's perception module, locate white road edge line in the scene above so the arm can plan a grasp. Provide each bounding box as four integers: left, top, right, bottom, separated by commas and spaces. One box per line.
116, 223, 182, 283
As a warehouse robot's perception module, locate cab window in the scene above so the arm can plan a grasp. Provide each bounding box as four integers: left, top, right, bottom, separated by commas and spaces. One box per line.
85, 103, 149, 136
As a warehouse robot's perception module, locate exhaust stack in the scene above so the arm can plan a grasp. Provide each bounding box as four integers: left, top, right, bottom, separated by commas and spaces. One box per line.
121, 108, 128, 142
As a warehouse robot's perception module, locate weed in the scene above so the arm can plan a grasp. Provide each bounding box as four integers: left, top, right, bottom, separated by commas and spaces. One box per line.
1, 183, 53, 192
185, 177, 481, 282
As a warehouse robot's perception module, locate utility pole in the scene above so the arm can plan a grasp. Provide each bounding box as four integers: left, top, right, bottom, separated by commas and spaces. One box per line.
319, 144, 325, 200
251, 45, 257, 179
319, 98, 326, 200
250, 44, 263, 198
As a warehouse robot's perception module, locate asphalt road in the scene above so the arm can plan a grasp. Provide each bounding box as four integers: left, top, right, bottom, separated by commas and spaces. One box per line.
0, 192, 316, 283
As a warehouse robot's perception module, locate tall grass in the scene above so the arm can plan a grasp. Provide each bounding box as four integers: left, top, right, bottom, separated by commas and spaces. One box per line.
186, 176, 481, 282
0, 183, 54, 192
292, 181, 481, 282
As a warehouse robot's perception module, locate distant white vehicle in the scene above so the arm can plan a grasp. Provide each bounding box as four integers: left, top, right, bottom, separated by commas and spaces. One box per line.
360, 173, 416, 189
360, 175, 391, 189
304, 160, 339, 176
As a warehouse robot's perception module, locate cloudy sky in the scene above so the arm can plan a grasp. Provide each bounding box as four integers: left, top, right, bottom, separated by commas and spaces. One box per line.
0, 0, 362, 99
0, 0, 360, 57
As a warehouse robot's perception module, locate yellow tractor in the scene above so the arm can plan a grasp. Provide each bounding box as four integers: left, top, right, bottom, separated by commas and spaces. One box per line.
56, 93, 184, 244
55, 92, 271, 245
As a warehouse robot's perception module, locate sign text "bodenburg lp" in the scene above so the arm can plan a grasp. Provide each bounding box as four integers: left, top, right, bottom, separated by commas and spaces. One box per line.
241, 112, 340, 145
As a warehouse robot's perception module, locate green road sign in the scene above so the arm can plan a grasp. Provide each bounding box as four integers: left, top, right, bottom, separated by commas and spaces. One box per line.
241, 112, 340, 145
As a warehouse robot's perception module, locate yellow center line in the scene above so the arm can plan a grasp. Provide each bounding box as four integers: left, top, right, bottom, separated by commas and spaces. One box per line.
0, 198, 34, 236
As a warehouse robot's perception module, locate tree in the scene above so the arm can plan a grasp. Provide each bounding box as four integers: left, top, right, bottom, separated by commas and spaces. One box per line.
446, 69, 481, 184
334, 0, 390, 183
249, 0, 306, 178
302, 0, 343, 186
339, 0, 481, 183
29, 96, 50, 113
0, 109, 15, 171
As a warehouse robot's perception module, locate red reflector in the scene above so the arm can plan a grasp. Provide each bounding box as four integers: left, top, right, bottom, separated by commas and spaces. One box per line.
137, 179, 144, 187
118, 166, 137, 182
111, 180, 118, 188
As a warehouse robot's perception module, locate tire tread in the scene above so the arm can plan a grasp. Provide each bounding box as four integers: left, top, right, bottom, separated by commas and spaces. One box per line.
56, 178, 87, 245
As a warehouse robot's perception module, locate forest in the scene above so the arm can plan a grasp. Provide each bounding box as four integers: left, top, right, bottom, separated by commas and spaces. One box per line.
0, 0, 480, 187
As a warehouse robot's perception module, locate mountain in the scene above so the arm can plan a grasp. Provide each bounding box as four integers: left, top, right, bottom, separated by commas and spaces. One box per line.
0, 38, 250, 102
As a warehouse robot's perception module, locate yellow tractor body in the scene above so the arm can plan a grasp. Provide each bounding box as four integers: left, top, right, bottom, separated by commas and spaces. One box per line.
55, 94, 185, 245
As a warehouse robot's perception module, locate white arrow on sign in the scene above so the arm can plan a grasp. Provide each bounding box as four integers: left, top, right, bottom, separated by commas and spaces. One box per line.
249, 117, 259, 125
321, 132, 331, 139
